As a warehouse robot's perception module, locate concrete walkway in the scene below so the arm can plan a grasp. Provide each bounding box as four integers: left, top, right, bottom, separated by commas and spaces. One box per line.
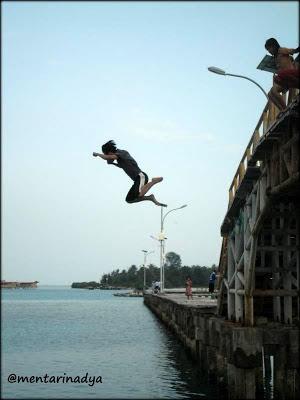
154, 292, 217, 309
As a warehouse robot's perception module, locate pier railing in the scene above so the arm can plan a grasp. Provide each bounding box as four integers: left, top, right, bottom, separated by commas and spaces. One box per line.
228, 88, 298, 207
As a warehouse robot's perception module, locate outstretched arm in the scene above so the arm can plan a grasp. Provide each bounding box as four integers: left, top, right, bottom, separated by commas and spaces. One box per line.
93, 152, 118, 160
93, 152, 120, 167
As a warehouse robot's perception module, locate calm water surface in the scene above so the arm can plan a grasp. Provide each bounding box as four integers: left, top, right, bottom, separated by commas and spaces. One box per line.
1, 286, 226, 399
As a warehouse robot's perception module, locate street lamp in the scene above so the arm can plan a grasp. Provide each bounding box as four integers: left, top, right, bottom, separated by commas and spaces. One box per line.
150, 235, 168, 242
150, 235, 167, 291
159, 204, 187, 292
142, 250, 154, 289
150, 235, 159, 242
208, 66, 268, 99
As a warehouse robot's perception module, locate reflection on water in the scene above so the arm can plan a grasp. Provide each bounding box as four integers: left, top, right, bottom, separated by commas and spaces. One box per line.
1, 287, 225, 399
263, 348, 274, 400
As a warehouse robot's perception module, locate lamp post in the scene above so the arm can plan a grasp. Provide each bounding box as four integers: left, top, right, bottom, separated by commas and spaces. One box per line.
150, 235, 168, 242
150, 235, 166, 292
142, 250, 154, 288
159, 204, 187, 292
208, 66, 268, 99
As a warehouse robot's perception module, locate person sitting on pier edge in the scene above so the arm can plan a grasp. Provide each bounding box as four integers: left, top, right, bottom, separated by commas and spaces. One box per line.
93, 140, 167, 207
154, 280, 160, 294
209, 269, 216, 298
265, 38, 300, 119
185, 276, 193, 301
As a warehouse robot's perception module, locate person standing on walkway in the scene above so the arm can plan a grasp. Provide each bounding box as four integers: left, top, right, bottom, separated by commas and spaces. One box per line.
185, 276, 193, 301
209, 269, 216, 299
152, 281, 155, 294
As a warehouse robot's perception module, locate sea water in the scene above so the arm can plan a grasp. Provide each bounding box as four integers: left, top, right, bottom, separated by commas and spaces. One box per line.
1, 286, 225, 399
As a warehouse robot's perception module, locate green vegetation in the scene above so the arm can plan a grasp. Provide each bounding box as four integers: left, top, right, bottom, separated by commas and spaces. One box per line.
99, 252, 217, 289
71, 281, 102, 289
72, 253, 217, 289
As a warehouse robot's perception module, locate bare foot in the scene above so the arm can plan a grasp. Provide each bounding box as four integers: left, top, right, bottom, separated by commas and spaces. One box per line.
152, 177, 163, 183
149, 194, 167, 207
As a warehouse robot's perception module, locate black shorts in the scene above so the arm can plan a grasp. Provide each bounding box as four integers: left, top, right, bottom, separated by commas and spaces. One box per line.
209, 283, 215, 293
126, 172, 149, 202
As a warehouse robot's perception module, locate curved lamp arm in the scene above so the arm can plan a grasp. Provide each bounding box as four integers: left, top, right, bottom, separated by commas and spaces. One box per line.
161, 205, 187, 230
226, 73, 269, 99
145, 250, 155, 260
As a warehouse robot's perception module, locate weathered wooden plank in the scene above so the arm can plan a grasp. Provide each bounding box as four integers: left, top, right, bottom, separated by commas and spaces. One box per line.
269, 172, 300, 197
261, 229, 296, 234
245, 236, 258, 297
257, 246, 298, 252
227, 238, 235, 320
296, 213, 300, 319
284, 229, 293, 325
273, 274, 283, 290
229, 289, 298, 296
237, 271, 245, 286
223, 278, 229, 290
253, 289, 298, 297
255, 267, 297, 273
235, 224, 244, 323
244, 199, 253, 326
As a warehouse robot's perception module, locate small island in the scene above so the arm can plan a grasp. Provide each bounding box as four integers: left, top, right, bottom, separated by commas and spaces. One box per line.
1, 280, 39, 289
71, 281, 129, 290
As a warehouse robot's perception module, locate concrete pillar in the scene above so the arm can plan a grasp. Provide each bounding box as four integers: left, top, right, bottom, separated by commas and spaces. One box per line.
287, 329, 299, 369
295, 369, 299, 400
273, 345, 286, 399
201, 315, 210, 345
264, 353, 271, 375
216, 352, 226, 386
285, 369, 297, 400
208, 318, 219, 347
199, 343, 208, 372
227, 363, 236, 399
234, 367, 246, 398
188, 338, 197, 360
232, 327, 262, 369
285, 329, 300, 400
216, 323, 227, 385
244, 369, 256, 399
207, 346, 217, 382
255, 366, 264, 396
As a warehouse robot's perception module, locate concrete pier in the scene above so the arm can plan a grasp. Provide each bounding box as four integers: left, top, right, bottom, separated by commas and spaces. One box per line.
144, 293, 299, 399
1, 280, 38, 289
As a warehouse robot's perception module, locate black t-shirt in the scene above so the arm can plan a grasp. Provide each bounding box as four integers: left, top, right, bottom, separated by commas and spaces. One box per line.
114, 149, 141, 180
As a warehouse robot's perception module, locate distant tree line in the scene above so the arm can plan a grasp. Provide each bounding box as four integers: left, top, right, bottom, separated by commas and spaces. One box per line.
72, 281, 102, 289
99, 252, 217, 289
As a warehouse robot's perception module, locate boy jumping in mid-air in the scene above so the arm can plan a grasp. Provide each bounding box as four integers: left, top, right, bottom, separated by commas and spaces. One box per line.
93, 140, 167, 207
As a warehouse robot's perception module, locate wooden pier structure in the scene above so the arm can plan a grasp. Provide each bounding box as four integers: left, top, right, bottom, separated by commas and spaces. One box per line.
144, 90, 299, 399
216, 89, 300, 398
218, 90, 299, 327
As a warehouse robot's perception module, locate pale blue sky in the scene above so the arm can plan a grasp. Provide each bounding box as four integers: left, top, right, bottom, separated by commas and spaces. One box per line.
2, 1, 299, 284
